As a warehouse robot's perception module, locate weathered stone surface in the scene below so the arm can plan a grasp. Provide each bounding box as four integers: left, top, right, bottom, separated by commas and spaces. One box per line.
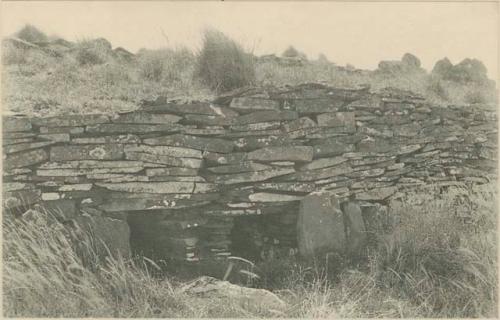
313, 141, 355, 158
39, 160, 149, 169
141, 102, 220, 115
40, 126, 85, 134
100, 198, 210, 212
38, 133, 71, 142
96, 181, 195, 193
233, 110, 298, 125
249, 193, 303, 202
113, 111, 181, 124
37, 166, 143, 177
356, 138, 394, 153
73, 215, 131, 259
355, 186, 398, 201
184, 127, 227, 136
33, 114, 110, 127
3, 117, 32, 132
3, 137, 34, 145
229, 97, 281, 112
86, 123, 186, 134
5, 149, 48, 169
298, 192, 345, 257
231, 121, 282, 132
183, 114, 234, 126
4, 141, 55, 154
125, 152, 202, 168
300, 156, 347, 171
203, 151, 248, 165
248, 146, 313, 162
50, 145, 124, 161
211, 167, 295, 185
144, 134, 234, 153
179, 276, 287, 314
207, 162, 271, 174
342, 202, 367, 256
146, 167, 199, 177
71, 134, 141, 144
125, 144, 202, 159
293, 98, 344, 113
317, 112, 355, 132
283, 162, 353, 182
254, 182, 316, 193
234, 135, 295, 151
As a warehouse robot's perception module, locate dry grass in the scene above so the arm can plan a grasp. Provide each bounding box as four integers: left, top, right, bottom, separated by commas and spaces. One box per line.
3, 183, 496, 318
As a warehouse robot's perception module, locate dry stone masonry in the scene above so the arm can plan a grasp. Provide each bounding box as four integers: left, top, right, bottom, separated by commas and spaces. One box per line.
3, 83, 497, 262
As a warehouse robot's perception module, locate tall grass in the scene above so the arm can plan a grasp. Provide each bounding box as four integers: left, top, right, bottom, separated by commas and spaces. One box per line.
3, 183, 496, 317
195, 29, 255, 93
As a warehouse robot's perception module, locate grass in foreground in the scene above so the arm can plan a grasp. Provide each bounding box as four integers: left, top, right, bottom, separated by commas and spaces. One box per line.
3, 183, 497, 317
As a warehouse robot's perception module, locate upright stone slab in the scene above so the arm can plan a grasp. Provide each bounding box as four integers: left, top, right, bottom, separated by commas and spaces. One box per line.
297, 191, 346, 257
342, 202, 367, 257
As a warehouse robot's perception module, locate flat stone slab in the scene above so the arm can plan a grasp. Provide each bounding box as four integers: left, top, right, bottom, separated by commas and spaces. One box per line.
125, 152, 202, 169
125, 144, 203, 159
112, 111, 181, 124
229, 97, 281, 113
141, 102, 220, 115
86, 123, 186, 134
232, 110, 298, 125
33, 114, 110, 127
248, 146, 313, 162
146, 167, 199, 177
248, 192, 303, 202
254, 182, 316, 193
96, 181, 196, 193
207, 162, 271, 174
39, 160, 151, 169
4, 149, 48, 169
234, 135, 295, 151
211, 167, 295, 185
50, 144, 124, 161
230, 121, 282, 132
183, 114, 235, 126
313, 142, 355, 158
203, 151, 249, 165
300, 156, 348, 171
40, 126, 85, 134
4, 140, 55, 154
293, 98, 344, 114
3, 117, 32, 132
317, 112, 355, 130
144, 134, 234, 153
283, 162, 353, 182
71, 134, 141, 144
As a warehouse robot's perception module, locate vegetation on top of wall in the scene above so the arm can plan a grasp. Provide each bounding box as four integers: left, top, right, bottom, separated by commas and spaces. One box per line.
1, 24, 497, 116
195, 28, 256, 93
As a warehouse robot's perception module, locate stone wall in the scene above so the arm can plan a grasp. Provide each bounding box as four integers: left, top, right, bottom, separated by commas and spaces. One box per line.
3, 83, 497, 262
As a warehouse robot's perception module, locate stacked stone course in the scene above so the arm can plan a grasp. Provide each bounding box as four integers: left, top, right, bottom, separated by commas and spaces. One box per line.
3, 83, 497, 261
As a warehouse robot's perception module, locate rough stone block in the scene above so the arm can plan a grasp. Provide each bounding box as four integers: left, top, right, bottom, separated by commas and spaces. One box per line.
50, 145, 124, 161
229, 97, 281, 113
4, 149, 48, 170
113, 111, 181, 124
3, 117, 32, 132
298, 191, 346, 257
33, 114, 110, 127
232, 110, 298, 125
248, 146, 313, 162
144, 134, 234, 153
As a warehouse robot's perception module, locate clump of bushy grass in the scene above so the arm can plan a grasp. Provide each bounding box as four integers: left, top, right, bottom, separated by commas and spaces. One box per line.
15, 24, 48, 43
195, 28, 255, 93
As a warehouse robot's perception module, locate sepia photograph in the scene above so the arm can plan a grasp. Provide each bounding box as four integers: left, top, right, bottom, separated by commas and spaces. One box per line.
1, 1, 498, 317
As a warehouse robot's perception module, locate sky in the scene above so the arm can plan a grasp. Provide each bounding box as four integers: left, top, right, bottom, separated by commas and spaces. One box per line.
1, 1, 498, 79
